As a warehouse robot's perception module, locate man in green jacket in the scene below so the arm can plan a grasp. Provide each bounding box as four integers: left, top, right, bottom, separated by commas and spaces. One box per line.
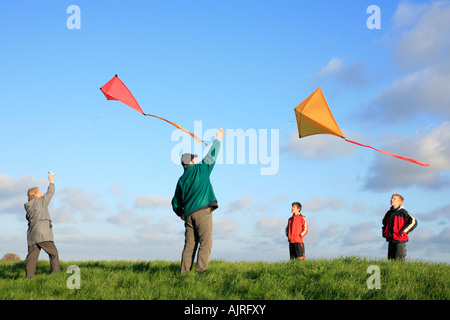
172, 128, 224, 273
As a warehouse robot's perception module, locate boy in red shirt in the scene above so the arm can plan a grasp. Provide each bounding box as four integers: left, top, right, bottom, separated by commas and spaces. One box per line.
285, 202, 308, 260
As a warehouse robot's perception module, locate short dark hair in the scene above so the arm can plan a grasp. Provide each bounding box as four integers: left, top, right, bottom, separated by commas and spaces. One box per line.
292, 202, 302, 211
182, 163, 191, 169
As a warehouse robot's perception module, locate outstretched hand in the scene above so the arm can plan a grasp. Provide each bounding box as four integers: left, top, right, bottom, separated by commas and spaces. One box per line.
216, 128, 225, 140
48, 171, 54, 183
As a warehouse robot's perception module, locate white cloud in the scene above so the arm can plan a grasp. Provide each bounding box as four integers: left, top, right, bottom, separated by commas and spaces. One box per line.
213, 216, 240, 238
55, 234, 180, 261
0, 197, 25, 216
341, 222, 378, 246
317, 57, 343, 75
304, 196, 346, 212
225, 196, 253, 213
392, 1, 428, 29
437, 226, 450, 243
0, 173, 43, 200
134, 195, 170, 209
135, 217, 179, 239
282, 131, 355, 160
350, 202, 367, 214
108, 182, 124, 197
0, 174, 47, 216
410, 227, 450, 259
51, 206, 75, 223
82, 213, 97, 223
58, 186, 106, 213
255, 217, 286, 238
0, 174, 107, 219
370, 1, 450, 120
47, 186, 107, 224
364, 122, 450, 191
314, 57, 370, 88
107, 213, 130, 225
393, 1, 450, 71
228, 194, 289, 214
58, 226, 79, 235
373, 63, 450, 120
417, 203, 450, 222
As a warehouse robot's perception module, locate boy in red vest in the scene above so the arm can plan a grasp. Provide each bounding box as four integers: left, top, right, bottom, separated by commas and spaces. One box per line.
285, 202, 308, 260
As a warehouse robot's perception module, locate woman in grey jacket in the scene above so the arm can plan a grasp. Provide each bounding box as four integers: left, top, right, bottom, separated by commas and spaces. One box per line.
24, 172, 60, 278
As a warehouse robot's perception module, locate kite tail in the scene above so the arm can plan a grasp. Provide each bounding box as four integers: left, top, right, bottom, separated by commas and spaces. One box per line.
344, 139, 430, 167
143, 113, 208, 146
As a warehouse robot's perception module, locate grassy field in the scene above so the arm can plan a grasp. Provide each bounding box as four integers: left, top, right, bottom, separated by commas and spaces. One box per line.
0, 257, 448, 300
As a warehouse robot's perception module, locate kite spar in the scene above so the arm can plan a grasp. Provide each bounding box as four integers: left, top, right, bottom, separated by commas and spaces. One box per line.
294, 87, 430, 167
100, 75, 207, 145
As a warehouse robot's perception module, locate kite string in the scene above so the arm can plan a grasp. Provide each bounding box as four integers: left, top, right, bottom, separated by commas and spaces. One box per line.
50, 101, 105, 172
344, 138, 430, 167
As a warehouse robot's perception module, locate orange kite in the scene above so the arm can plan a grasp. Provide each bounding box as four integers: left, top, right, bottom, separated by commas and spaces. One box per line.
294, 87, 430, 167
100, 75, 207, 145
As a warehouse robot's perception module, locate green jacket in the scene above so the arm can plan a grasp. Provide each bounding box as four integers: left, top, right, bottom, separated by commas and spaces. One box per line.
172, 139, 221, 218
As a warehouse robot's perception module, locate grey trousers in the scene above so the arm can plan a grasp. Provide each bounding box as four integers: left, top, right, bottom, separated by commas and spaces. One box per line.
25, 241, 60, 278
181, 208, 213, 274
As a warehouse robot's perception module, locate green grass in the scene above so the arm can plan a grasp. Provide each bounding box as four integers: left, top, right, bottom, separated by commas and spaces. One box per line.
0, 257, 448, 300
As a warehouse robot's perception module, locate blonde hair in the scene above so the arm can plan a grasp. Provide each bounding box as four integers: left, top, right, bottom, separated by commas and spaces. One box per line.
392, 194, 404, 203
27, 187, 40, 201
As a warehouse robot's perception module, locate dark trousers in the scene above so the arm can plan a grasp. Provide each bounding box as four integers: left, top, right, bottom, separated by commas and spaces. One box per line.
388, 242, 406, 260
181, 208, 213, 274
289, 242, 305, 260
25, 241, 60, 278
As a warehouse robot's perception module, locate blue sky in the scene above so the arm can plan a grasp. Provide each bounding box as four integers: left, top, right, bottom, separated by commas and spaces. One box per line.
1, 0, 449, 263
